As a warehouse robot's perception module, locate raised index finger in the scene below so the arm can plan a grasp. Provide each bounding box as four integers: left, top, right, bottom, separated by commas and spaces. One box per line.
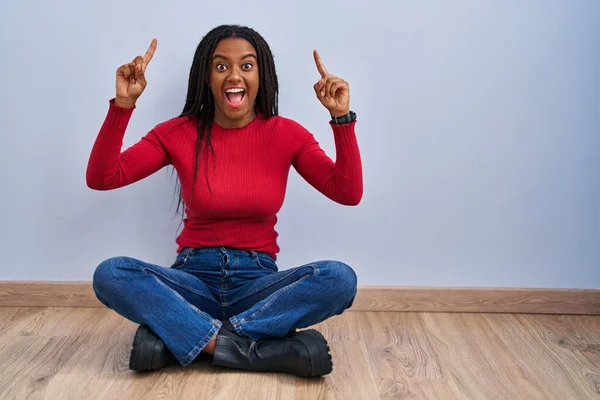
313, 49, 328, 77
143, 38, 158, 67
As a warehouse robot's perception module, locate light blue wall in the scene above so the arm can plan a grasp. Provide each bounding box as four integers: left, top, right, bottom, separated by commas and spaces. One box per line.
1, 0, 598, 287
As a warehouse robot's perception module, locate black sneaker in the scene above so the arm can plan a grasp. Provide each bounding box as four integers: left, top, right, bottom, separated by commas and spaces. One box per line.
129, 325, 179, 371
212, 321, 333, 377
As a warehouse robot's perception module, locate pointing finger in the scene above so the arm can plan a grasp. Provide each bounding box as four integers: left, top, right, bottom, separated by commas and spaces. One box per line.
313, 49, 328, 77
143, 38, 157, 70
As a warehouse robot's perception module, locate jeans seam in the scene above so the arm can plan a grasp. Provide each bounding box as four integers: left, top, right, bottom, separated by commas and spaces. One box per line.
228, 315, 249, 338
181, 321, 222, 366
144, 267, 218, 304
151, 277, 221, 366
152, 277, 216, 325
239, 274, 310, 328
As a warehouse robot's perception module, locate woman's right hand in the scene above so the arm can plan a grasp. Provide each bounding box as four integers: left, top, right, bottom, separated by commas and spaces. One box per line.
115, 39, 157, 108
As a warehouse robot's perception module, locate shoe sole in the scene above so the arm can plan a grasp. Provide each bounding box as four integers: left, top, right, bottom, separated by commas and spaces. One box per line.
129, 325, 157, 371
294, 329, 333, 377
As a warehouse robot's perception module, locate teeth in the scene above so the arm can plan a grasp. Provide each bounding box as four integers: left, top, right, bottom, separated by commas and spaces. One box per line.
226, 88, 245, 93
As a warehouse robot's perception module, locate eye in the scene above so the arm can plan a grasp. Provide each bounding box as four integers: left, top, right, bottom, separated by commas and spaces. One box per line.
216, 63, 227, 71
242, 63, 253, 71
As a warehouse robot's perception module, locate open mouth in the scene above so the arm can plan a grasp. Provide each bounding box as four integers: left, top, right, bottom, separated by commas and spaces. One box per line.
225, 88, 246, 109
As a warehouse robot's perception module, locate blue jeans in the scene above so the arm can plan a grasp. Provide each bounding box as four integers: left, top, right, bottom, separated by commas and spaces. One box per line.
92, 247, 357, 367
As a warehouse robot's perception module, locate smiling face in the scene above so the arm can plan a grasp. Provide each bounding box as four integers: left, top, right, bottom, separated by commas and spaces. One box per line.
209, 37, 259, 128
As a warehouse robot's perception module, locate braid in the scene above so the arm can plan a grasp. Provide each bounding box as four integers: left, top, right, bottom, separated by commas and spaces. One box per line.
171, 25, 279, 225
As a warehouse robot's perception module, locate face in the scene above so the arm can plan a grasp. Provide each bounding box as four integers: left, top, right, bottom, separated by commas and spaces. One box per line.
209, 38, 259, 128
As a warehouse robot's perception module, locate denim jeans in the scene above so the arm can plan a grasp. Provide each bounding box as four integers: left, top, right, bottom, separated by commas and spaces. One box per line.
92, 246, 358, 367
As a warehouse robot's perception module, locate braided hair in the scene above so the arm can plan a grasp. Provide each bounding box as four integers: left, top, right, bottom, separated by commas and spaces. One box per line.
173, 24, 279, 219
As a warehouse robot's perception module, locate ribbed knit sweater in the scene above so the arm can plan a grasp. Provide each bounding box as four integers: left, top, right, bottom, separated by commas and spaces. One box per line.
86, 99, 363, 258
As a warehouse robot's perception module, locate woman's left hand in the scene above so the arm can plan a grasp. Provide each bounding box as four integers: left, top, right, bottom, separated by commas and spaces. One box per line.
313, 50, 350, 118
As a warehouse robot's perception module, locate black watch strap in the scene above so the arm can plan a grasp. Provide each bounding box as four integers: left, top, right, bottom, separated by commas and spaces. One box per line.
331, 111, 356, 125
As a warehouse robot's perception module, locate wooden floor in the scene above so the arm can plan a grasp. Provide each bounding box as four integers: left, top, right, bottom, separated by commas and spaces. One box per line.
0, 307, 599, 399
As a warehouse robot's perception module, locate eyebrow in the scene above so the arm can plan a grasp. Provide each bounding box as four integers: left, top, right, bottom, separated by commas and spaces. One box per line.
212, 53, 257, 61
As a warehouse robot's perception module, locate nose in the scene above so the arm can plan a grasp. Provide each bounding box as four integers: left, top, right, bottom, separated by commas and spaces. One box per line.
226, 67, 243, 84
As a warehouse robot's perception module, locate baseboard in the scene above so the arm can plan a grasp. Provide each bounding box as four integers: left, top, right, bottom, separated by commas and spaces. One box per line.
0, 282, 599, 315
354, 286, 600, 315
0, 282, 100, 308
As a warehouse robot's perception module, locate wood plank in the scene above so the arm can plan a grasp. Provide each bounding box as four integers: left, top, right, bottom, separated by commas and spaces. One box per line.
295, 340, 380, 399
0, 307, 20, 331
358, 311, 455, 399
296, 312, 380, 399
310, 311, 363, 341
420, 313, 551, 399
57, 313, 136, 375
2, 282, 599, 315
44, 374, 133, 400
0, 306, 52, 340
0, 335, 87, 399
481, 313, 589, 399
513, 314, 600, 397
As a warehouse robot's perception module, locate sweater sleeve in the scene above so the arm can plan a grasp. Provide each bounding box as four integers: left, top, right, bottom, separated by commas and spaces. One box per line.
86, 99, 171, 190
291, 120, 363, 206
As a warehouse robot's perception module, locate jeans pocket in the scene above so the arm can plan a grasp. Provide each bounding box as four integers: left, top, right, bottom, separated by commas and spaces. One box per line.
171, 257, 186, 269
252, 252, 278, 272
171, 248, 194, 269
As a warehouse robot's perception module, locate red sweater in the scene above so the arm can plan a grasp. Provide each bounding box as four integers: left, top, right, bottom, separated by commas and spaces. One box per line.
87, 99, 363, 258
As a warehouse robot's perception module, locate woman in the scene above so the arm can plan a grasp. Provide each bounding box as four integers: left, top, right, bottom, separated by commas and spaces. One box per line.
87, 24, 363, 378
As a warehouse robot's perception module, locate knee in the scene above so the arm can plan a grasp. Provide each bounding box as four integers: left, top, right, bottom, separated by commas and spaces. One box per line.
92, 256, 132, 297
322, 261, 358, 301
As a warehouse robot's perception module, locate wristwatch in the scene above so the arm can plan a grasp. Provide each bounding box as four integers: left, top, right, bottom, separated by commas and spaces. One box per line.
331, 111, 357, 125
